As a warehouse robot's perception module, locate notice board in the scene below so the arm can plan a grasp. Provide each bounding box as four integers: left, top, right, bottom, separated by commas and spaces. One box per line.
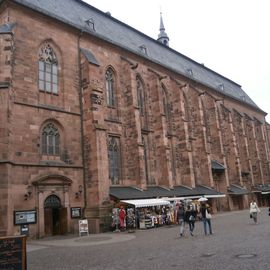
0, 235, 27, 270
79, 219, 89, 236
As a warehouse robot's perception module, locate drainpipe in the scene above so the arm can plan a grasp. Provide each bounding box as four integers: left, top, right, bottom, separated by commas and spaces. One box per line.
77, 30, 87, 217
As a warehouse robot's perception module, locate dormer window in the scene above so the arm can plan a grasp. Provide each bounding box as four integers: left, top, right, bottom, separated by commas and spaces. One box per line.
139, 45, 147, 55
218, 83, 224, 91
186, 68, 193, 77
85, 18, 95, 31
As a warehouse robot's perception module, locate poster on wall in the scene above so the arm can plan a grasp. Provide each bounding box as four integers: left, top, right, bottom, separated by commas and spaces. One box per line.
0, 235, 27, 270
79, 219, 89, 236
14, 210, 37, 225
71, 207, 82, 218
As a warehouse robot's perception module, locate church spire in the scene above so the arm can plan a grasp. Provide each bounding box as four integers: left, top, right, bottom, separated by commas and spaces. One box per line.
157, 12, 169, 46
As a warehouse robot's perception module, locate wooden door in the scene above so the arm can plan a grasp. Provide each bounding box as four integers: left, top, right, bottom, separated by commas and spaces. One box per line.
60, 208, 68, 235
44, 208, 53, 235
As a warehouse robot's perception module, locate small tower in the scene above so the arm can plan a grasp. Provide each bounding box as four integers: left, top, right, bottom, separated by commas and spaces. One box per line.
157, 12, 169, 46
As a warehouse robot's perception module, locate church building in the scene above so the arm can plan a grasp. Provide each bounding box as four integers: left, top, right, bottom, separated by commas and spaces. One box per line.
0, 0, 270, 238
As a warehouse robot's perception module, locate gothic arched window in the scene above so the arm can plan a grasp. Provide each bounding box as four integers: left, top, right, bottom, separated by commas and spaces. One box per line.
108, 136, 120, 184
42, 123, 60, 155
38, 43, 58, 94
105, 67, 115, 107
136, 76, 145, 116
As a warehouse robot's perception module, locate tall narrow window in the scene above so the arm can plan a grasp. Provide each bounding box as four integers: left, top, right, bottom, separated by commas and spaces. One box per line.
105, 67, 115, 107
162, 85, 170, 121
108, 136, 121, 184
136, 76, 144, 116
183, 93, 190, 121
142, 135, 150, 184
42, 123, 60, 155
39, 43, 58, 94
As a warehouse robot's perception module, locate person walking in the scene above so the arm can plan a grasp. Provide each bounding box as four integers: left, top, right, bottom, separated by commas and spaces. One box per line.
177, 203, 185, 237
200, 203, 212, 235
249, 199, 260, 224
185, 204, 197, 236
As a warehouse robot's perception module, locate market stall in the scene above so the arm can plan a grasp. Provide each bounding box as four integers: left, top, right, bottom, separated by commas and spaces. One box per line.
120, 199, 172, 229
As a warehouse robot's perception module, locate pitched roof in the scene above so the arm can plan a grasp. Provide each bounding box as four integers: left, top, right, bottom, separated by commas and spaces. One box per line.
9, 0, 263, 112
211, 160, 225, 171
227, 184, 249, 195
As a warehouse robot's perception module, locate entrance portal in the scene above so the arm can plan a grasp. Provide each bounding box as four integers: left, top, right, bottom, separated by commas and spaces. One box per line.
44, 195, 67, 235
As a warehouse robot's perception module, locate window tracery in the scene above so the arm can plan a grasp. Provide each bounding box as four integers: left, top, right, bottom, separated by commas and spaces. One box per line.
38, 42, 58, 94
105, 68, 115, 107
42, 123, 60, 156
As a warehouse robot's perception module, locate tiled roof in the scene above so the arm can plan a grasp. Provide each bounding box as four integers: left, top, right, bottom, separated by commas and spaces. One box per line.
109, 185, 224, 200
81, 48, 99, 66
211, 160, 225, 171
227, 184, 249, 195
173, 186, 200, 197
109, 186, 146, 200
9, 0, 262, 111
193, 185, 224, 196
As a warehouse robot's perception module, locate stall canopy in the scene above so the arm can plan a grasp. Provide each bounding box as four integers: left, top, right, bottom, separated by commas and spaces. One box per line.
227, 184, 249, 195
121, 198, 170, 208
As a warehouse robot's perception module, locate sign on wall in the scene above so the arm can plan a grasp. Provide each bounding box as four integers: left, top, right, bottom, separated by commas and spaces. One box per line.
14, 210, 37, 225
71, 207, 82, 219
0, 235, 27, 270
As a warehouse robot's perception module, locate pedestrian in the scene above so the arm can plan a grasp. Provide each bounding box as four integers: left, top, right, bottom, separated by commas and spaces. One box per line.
185, 204, 197, 236
249, 199, 260, 224
200, 203, 212, 235
118, 205, 126, 230
177, 203, 185, 237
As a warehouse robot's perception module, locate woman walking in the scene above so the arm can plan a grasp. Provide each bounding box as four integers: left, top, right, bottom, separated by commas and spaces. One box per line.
185, 204, 197, 236
200, 203, 212, 235
249, 199, 260, 224
177, 203, 185, 237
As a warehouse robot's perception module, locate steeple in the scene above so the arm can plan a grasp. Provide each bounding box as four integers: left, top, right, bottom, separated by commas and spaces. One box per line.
157, 12, 169, 46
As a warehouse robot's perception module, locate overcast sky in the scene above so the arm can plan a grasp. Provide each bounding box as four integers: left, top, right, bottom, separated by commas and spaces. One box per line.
85, 0, 270, 122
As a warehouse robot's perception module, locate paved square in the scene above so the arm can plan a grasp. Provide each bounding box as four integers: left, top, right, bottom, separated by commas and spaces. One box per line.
27, 208, 270, 270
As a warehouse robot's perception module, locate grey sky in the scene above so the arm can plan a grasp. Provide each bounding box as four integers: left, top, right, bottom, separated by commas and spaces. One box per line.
85, 0, 270, 122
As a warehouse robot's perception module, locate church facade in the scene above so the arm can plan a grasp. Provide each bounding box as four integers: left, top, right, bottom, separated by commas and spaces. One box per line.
0, 0, 270, 238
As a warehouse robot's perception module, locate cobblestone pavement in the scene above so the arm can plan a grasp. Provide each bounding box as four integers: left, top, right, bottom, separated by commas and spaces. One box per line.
27, 208, 270, 270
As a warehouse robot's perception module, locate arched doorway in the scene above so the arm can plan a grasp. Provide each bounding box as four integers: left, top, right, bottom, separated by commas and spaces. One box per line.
44, 195, 67, 235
